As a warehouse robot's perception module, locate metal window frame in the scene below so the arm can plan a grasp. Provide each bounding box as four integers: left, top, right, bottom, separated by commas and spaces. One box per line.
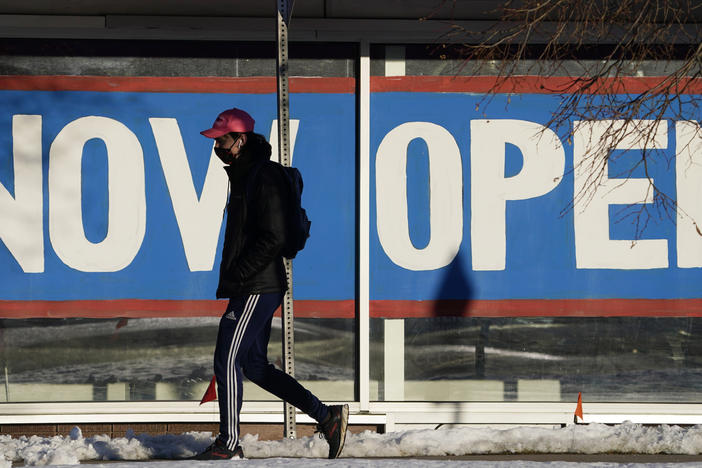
358, 39, 371, 413
4, 401, 702, 429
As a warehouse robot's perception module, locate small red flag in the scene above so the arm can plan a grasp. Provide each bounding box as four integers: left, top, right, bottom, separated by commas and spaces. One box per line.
574, 392, 584, 422
200, 375, 217, 405
115, 318, 129, 330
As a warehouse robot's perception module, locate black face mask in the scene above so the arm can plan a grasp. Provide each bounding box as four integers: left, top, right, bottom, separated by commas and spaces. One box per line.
214, 137, 238, 164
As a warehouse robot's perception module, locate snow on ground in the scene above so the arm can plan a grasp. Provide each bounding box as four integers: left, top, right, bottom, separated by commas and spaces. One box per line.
8, 462, 702, 468
4, 423, 702, 467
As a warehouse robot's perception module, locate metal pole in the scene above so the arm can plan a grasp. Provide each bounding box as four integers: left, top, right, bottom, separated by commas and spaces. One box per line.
4, 365, 9, 402
358, 40, 371, 412
276, 0, 296, 439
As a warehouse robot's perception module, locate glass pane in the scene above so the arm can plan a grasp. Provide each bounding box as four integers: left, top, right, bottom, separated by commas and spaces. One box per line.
0, 315, 355, 402
371, 316, 702, 402
369, 42, 702, 405
274, 318, 356, 402
0, 317, 217, 402
371, 43, 691, 77
0, 39, 356, 78
0, 38, 357, 403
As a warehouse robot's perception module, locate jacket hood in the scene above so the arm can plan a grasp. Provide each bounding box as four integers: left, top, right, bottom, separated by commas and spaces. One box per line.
244, 132, 272, 162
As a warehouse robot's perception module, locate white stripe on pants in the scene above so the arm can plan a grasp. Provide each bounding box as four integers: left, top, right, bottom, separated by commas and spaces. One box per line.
224, 294, 259, 450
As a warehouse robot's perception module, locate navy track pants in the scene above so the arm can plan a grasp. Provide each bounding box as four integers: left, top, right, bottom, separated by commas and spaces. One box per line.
214, 293, 329, 450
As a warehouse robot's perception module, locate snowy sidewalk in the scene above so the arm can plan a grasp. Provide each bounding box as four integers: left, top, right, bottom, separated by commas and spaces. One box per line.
17, 459, 702, 468
5, 423, 702, 466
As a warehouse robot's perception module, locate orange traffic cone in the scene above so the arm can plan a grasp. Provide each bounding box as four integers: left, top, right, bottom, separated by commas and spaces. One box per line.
574, 392, 584, 423
200, 375, 217, 405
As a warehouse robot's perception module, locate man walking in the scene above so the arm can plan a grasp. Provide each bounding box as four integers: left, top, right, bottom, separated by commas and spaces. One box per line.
193, 107, 348, 460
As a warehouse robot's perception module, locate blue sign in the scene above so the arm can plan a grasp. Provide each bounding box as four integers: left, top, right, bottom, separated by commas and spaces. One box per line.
2, 85, 702, 310
0, 90, 356, 301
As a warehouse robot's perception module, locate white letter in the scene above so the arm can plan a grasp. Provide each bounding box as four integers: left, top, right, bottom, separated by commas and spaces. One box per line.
150, 117, 228, 271
269, 119, 300, 164
470, 119, 565, 271
676, 120, 702, 268
376, 122, 463, 271
573, 120, 668, 269
49, 116, 145, 272
0, 115, 43, 272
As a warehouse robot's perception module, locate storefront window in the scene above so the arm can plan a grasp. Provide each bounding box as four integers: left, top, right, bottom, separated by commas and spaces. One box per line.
0, 316, 355, 402
372, 316, 702, 402
0, 317, 217, 402
0, 39, 357, 403
368, 43, 702, 405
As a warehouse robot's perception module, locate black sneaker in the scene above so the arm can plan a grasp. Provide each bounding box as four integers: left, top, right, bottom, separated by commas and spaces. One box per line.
316, 404, 349, 459
191, 438, 244, 460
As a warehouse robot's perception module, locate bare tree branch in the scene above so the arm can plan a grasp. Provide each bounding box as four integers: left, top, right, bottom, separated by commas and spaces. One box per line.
428, 0, 702, 239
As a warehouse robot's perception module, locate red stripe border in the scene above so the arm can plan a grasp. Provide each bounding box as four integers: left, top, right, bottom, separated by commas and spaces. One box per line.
2, 299, 702, 319
3, 75, 702, 94
0, 299, 355, 319
371, 299, 702, 318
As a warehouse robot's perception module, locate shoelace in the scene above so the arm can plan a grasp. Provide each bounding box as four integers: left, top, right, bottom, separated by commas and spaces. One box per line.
316, 418, 336, 440
314, 423, 325, 439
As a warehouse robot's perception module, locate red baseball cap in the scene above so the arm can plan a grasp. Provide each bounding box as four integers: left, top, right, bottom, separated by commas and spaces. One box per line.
200, 108, 255, 138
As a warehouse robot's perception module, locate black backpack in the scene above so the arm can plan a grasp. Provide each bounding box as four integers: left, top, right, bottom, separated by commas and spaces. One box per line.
247, 161, 311, 259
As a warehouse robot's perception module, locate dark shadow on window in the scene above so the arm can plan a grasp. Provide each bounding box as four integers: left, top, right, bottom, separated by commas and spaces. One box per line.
430, 250, 481, 427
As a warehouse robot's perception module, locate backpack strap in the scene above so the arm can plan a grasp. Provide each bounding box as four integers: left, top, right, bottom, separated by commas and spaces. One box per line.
244, 159, 267, 206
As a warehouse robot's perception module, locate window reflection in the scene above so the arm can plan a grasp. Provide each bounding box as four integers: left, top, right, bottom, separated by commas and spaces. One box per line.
0, 317, 355, 403
372, 317, 702, 402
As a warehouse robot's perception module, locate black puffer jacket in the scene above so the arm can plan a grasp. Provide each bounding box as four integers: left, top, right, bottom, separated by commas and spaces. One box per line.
216, 134, 288, 298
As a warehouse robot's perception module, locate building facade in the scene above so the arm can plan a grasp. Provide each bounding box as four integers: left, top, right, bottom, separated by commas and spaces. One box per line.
2, 1, 702, 431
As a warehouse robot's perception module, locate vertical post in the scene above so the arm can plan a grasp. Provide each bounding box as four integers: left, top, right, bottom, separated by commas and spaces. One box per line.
276, 0, 296, 439
358, 40, 371, 412
380, 44, 405, 405
383, 319, 405, 401
4, 365, 9, 402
